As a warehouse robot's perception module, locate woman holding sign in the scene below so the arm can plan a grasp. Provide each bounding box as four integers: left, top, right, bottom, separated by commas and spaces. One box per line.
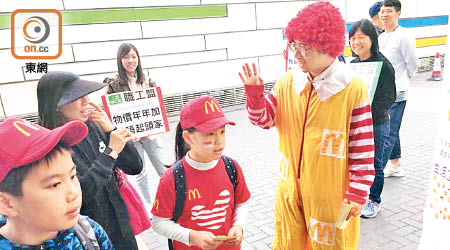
349, 19, 396, 218
105, 43, 169, 206
37, 71, 143, 250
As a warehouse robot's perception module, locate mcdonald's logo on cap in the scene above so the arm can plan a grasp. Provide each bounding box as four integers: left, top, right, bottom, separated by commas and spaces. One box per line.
188, 189, 202, 201
204, 100, 221, 115
13, 120, 39, 137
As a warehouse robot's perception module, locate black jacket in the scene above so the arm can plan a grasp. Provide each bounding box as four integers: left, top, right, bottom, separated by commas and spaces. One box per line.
351, 52, 396, 125
104, 75, 156, 94
71, 121, 143, 250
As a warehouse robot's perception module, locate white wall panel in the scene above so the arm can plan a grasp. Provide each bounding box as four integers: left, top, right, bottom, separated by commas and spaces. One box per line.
141, 49, 227, 68
141, 4, 256, 38
258, 55, 286, 83
417, 0, 450, 16
62, 23, 142, 44
0, 50, 23, 84
407, 25, 448, 40
203, 0, 296, 4
0, 1, 63, 13
345, 0, 374, 22
63, 0, 200, 10
256, 1, 313, 29
206, 29, 284, 59
72, 36, 206, 61
416, 45, 447, 58
256, 1, 345, 29
24, 60, 117, 81
0, 81, 38, 116
147, 58, 258, 95
0, 45, 73, 84
24, 50, 228, 80
0, 30, 11, 49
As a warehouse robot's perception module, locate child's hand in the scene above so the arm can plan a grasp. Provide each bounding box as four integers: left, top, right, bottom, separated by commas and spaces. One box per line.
189, 230, 223, 249
225, 225, 243, 246
343, 199, 363, 220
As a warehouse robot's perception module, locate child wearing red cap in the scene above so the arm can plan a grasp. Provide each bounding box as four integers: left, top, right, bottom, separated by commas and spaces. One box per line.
0, 118, 114, 249
151, 96, 251, 250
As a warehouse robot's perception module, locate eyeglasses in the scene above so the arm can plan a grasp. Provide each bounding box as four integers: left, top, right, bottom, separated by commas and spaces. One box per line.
289, 42, 310, 55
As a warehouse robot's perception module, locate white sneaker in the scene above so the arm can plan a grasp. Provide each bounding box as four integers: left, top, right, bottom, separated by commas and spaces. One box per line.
384, 163, 405, 177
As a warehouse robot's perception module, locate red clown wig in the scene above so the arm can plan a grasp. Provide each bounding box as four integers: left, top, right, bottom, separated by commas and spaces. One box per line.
285, 1, 345, 58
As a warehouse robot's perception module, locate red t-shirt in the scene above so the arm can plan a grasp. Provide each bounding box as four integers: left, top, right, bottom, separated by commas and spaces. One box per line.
152, 157, 251, 250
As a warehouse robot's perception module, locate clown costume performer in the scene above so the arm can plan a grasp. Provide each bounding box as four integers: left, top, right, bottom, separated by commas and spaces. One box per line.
239, 2, 375, 249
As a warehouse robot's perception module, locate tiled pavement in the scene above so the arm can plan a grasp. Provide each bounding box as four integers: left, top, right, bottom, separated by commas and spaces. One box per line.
139, 71, 445, 249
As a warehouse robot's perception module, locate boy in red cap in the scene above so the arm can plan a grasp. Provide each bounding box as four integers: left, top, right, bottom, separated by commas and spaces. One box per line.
239, 1, 374, 249
151, 96, 251, 250
0, 118, 114, 249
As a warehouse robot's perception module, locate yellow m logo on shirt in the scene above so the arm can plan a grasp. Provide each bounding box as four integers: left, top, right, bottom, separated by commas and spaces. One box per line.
188, 189, 202, 201
309, 218, 335, 246
319, 129, 346, 158
204, 100, 221, 115
153, 199, 159, 210
13, 120, 39, 137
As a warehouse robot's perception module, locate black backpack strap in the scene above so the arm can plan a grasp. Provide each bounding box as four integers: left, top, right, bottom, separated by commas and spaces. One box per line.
169, 160, 187, 250
74, 215, 100, 250
221, 155, 237, 191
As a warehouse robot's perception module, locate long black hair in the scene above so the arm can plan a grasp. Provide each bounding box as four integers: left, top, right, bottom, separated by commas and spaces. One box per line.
37, 72, 76, 129
117, 43, 145, 84
174, 122, 197, 161
349, 19, 380, 58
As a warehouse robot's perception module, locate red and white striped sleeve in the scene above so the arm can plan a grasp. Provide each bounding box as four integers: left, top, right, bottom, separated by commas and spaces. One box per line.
346, 99, 375, 204
244, 84, 277, 129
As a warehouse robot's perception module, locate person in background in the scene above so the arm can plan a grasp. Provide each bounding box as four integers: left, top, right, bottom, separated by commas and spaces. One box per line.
106, 43, 169, 206
349, 19, 396, 218
369, 1, 384, 35
378, 0, 418, 178
37, 71, 143, 250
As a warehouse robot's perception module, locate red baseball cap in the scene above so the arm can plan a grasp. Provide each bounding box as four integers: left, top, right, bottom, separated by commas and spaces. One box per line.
0, 118, 88, 182
180, 96, 235, 133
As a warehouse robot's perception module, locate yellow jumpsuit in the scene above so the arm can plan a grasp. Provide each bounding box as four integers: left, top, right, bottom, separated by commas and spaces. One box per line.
271, 71, 372, 250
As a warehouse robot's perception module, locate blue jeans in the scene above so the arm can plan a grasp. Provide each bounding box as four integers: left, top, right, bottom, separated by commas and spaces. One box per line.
369, 120, 390, 203
383, 101, 406, 167
133, 137, 168, 204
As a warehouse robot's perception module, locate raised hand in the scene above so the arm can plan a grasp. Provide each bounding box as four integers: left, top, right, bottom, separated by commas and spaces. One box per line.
108, 128, 133, 154
238, 63, 264, 85
88, 102, 115, 132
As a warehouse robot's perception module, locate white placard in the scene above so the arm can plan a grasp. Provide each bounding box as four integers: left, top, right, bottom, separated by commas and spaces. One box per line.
102, 87, 169, 139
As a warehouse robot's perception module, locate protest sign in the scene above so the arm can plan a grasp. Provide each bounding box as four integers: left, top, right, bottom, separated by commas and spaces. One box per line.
102, 87, 169, 139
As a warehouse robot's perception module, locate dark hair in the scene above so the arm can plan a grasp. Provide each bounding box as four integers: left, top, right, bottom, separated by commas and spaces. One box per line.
174, 122, 197, 161
37, 73, 75, 129
117, 43, 145, 85
382, 0, 401, 11
349, 19, 380, 58
0, 144, 70, 197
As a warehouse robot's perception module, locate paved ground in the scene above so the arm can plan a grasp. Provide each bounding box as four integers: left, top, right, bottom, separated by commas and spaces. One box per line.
137, 71, 445, 249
